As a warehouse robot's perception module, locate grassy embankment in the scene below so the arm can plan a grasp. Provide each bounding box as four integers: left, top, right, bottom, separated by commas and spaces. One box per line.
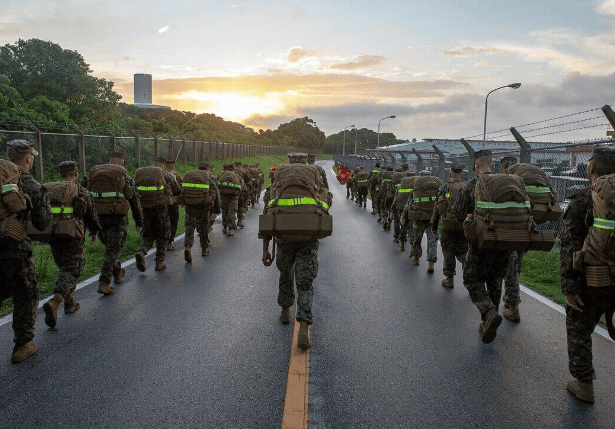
0, 154, 290, 317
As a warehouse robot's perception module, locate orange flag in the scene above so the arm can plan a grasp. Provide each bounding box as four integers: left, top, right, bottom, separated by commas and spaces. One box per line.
336, 165, 353, 184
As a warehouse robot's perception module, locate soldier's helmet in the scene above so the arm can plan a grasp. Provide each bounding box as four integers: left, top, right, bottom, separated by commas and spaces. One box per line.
288, 153, 308, 164
473, 149, 492, 171
307, 154, 316, 164
419, 170, 431, 176
6, 139, 38, 156
450, 162, 464, 173
500, 156, 517, 172
57, 161, 79, 176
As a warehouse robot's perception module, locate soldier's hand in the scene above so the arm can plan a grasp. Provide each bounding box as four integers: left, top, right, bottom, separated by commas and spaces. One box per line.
210, 213, 217, 221
262, 251, 273, 266
565, 294, 584, 312
90, 234, 97, 244
400, 218, 406, 226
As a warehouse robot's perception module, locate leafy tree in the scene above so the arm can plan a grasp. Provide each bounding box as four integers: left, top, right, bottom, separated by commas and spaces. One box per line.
274, 117, 325, 149
0, 38, 121, 124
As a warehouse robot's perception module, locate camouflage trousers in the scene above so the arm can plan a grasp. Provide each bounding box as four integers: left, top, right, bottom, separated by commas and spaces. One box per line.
567, 287, 615, 382
238, 193, 247, 222
50, 238, 85, 298
463, 243, 511, 316
369, 187, 378, 211
346, 183, 353, 198
138, 206, 170, 262
379, 195, 393, 218
220, 195, 239, 229
98, 215, 129, 285
355, 187, 368, 206
168, 204, 180, 243
440, 230, 468, 277
411, 220, 439, 262
502, 250, 526, 307
0, 249, 38, 345
184, 207, 210, 249
276, 241, 319, 325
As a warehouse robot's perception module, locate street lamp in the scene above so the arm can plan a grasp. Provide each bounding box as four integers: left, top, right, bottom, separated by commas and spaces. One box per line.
342, 124, 355, 156
483, 83, 521, 143
377, 115, 396, 156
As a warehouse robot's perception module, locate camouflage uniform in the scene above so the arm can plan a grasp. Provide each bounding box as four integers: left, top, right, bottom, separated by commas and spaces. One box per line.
402, 191, 439, 262
0, 162, 52, 346
368, 166, 381, 214
234, 164, 249, 224
166, 167, 182, 245
432, 181, 468, 277
503, 250, 525, 307
455, 177, 511, 315
49, 182, 100, 298
276, 241, 319, 324
560, 187, 615, 382
184, 176, 220, 250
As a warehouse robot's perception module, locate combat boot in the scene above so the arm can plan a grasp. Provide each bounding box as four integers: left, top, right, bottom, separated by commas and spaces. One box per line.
399, 239, 405, 252
503, 305, 521, 323
167, 242, 175, 251
427, 261, 435, 274
97, 281, 115, 295
64, 293, 80, 314
441, 276, 454, 288
410, 256, 420, 265
228, 228, 235, 237
222, 226, 227, 235
566, 379, 595, 403
377, 216, 382, 223
43, 293, 64, 328
393, 236, 399, 243
481, 309, 503, 344
280, 308, 291, 325
237, 221, 244, 228
114, 268, 125, 284
184, 245, 192, 263
298, 321, 310, 349
371, 210, 376, 215
202, 248, 209, 257
11, 342, 37, 364
135, 250, 146, 272
155, 261, 167, 271
363, 202, 366, 209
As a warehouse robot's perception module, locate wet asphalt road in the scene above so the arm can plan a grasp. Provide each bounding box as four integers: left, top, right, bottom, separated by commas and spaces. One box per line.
1, 160, 614, 428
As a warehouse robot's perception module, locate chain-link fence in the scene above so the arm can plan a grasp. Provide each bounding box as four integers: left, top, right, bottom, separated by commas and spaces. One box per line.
335, 138, 613, 269
0, 128, 305, 182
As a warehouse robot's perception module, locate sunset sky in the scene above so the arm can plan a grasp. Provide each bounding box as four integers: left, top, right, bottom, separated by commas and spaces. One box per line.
3, 0, 615, 142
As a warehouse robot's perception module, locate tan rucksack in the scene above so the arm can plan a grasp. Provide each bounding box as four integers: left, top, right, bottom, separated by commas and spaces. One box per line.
573, 173, 615, 286
407, 176, 443, 221
507, 163, 561, 223
27, 181, 84, 241
380, 170, 395, 198
355, 170, 369, 189
466, 173, 554, 251
134, 166, 169, 208
0, 159, 28, 242
181, 170, 214, 206
436, 180, 466, 231
394, 176, 415, 210
259, 164, 332, 242
88, 164, 130, 215
218, 171, 242, 196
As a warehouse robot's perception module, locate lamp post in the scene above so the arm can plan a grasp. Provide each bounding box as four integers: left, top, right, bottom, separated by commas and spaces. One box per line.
377, 115, 396, 156
342, 124, 355, 156
483, 83, 521, 143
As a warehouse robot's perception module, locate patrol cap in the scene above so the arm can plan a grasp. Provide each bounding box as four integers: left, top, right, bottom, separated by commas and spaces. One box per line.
590, 145, 615, 164
395, 167, 403, 172
473, 149, 492, 171
307, 154, 316, 163
500, 156, 518, 171
450, 162, 464, 173
401, 163, 409, 169
153, 156, 167, 164
234, 161, 242, 166
359, 165, 365, 170
109, 152, 126, 160
198, 162, 207, 170
419, 170, 431, 176
166, 160, 176, 167
386, 166, 393, 171
375, 162, 381, 167
6, 139, 38, 156
57, 160, 78, 175
288, 153, 308, 164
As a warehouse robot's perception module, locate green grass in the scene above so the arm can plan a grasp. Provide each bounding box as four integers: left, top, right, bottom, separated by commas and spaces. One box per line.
0, 154, 288, 317
520, 245, 564, 305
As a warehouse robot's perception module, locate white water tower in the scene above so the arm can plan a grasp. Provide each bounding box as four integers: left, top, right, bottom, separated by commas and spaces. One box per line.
134, 73, 152, 104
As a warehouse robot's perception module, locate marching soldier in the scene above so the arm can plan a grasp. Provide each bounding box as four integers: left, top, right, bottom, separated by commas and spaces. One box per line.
1, 140, 51, 363
308, 153, 329, 189
165, 160, 182, 251
368, 162, 381, 215
219, 163, 242, 236
43, 161, 100, 328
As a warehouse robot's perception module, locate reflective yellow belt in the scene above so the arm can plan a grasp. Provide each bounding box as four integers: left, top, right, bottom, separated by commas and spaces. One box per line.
2, 184, 18, 193
413, 196, 437, 203
269, 197, 329, 210
91, 191, 124, 198
594, 217, 615, 230
51, 207, 74, 214
182, 183, 210, 189
525, 186, 551, 194
220, 182, 241, 189
475, 200, 530, 209
398, 188, 412, 193
137, 185, 165, 191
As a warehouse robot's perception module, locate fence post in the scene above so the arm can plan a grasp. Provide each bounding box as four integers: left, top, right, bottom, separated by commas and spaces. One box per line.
510, 127, 532, 164
109, 132, 116, 154
192, 140, 197, 163
28, 122, 44, 182
432, 145, 447, 180
411, 148, 424, 172
133, 133, 141, 167
460, 138, 475, 180
154, 136, 159, 160
168, 137, 174, 161
79, 132, 87, 174
601, 104, 615, 131
181, 139, 187, 164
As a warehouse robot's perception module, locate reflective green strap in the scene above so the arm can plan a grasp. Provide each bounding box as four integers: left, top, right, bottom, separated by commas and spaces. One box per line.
2, 183, 18, 193
381, 179, 392, 183
358, 179, 368, 183
594, 217, 615, 230
51, 207, 74, 214
525, 185, 551, 194
182, 183, 210, 189
372, 169, 380, 174
220, 182, 241, 189
475, 200, 530, 209
91, 191, 124, 198
268, 197, 329, 210
413, 196, 437, 203
137, 185, 165, 191
398, 188, 412, 193
375, 187, 380, 191
445, 193, 450, 198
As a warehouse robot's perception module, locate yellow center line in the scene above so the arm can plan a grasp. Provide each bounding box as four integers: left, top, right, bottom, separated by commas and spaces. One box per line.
281, 319, 310, 429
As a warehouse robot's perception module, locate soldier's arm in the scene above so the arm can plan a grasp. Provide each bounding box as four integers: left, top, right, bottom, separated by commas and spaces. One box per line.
454, 180, 475, 222
80, 187, 101, 236
431, 185, 446, 228
559, 191, 591, 296
125, 177, 144, 228
23, 177, 52, 231
210, 178, 221, 214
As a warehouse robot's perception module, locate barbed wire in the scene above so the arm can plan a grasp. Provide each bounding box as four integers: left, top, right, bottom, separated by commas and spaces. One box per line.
524, 123, 609, 139
486, 116, 607, 140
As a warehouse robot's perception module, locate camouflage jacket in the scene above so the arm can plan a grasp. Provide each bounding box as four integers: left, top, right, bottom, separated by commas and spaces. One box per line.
164, 171, 182, 196
209, 177, 221, 214
454, 177, 478, 222
559, 187, 592, 295
76, 183, 101, 236
431, 180, 465, 227
81, 173, 144, 228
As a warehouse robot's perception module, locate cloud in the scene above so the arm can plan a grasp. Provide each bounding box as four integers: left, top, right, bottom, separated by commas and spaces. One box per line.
292, 6, 307, 20
158, 26, 169, 34
597, 0, 615, 15
329, 55, 387, 71
288, 47, 318, 63
444, 47, 512, 58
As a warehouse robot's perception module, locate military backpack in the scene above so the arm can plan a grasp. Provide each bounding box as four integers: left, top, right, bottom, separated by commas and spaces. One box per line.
134, 166, 169, 208
0, 159, 28, 242
380, 170, 395, 198
27, 181, 85, 241
88, 164, 131, 215
218, 171, 242, 196
437, 180, 466, 231
180, 170, 214, 207
355, 170, 369, 189
393, 176, 415, 210
507, 163, 561, 223
407, 176, 443, 221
